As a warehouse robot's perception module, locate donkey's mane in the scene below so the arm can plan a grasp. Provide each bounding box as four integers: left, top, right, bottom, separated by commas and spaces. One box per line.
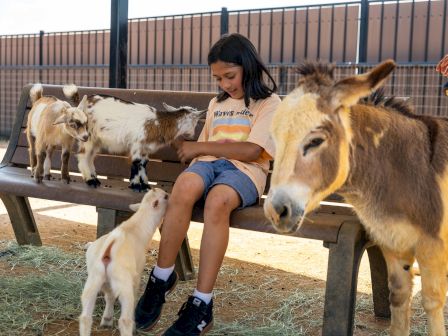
363, 88, 444, 162
296, 61, 335, 84
361, 88, 414, 117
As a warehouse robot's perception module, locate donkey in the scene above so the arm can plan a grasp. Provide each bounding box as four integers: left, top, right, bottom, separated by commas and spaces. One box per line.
264, 60, 448, 336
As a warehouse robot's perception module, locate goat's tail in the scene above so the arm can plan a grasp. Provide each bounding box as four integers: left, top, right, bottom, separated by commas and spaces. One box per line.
63, 84, 80, 105
29, 83, 43, 105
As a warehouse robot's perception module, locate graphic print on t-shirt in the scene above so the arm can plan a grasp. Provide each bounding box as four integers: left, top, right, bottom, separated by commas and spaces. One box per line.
211, 108, 253, 142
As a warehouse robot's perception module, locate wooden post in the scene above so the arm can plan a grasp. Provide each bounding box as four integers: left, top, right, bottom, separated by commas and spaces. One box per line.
109, 0, 128, 88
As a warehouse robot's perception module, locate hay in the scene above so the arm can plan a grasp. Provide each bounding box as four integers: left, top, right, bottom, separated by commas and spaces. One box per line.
0, 239, 436, 335
0, 241, 88, 335
205, 289, 324, 335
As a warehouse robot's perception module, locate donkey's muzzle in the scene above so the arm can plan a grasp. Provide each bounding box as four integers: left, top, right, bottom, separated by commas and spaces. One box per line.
264, 189, 304, 234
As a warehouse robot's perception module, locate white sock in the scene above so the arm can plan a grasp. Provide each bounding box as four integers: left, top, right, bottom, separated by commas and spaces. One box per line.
193, 289, 213, 305
153, 264, 175, 281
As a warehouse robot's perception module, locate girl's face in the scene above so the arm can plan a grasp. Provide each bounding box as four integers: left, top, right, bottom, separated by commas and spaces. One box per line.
211, 60, 244, 99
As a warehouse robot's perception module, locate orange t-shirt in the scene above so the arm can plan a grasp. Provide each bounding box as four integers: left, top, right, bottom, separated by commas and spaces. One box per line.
192, 94, 281, 198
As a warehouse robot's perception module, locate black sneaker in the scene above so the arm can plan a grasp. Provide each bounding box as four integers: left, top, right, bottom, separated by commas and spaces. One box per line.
163, 296, 214, 336
135, 268, 178, 331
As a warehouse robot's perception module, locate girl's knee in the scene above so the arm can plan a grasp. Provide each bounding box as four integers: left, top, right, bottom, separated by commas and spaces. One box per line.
171, 172, 204, 202
204, 188, 239, 215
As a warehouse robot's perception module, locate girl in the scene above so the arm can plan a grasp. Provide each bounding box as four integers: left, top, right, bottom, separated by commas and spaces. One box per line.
135, 33, 280, 335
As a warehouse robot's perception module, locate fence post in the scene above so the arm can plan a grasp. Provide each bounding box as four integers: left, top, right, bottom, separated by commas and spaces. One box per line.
109, 0, 128, 88
279, 65, 288, 95
358, 0, 369, 63
39, 30, 44, 82
220, 7, 229, 36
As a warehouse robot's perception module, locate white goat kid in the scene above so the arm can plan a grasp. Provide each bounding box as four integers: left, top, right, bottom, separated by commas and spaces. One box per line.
63, 84, 205, 191
27, 84, 89, 183
79, 188, 169, 336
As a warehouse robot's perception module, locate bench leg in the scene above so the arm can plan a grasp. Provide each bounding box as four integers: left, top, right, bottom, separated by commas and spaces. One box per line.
322, 220, 368, 336
96, 207, 195, 281
0, 194, 41, 246
96, 208, 121, 238
366, 245, 390, 318
175, 236, 195, 281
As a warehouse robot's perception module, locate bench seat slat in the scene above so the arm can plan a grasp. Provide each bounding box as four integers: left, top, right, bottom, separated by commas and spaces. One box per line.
0, 166, 347, 243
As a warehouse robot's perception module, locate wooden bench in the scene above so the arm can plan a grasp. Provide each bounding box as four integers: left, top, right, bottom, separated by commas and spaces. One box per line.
1, 84, 390, 335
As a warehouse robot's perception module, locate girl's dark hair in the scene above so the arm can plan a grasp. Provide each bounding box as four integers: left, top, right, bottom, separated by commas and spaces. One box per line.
207, 33, 277, 107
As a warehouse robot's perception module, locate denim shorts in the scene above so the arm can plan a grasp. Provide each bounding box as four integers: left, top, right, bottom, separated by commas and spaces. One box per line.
184, 159, 258, 209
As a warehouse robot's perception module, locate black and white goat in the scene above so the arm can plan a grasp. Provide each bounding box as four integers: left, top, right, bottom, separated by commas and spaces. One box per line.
27, 84, 89, 183
63, 85, 205, 191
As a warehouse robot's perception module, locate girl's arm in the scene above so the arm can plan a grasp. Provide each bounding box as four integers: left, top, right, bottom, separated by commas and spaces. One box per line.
175, 140, 262, 163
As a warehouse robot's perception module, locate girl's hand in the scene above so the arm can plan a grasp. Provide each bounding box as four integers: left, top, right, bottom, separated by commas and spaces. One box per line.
436, 55, 448, 76
174, 139, 201, 163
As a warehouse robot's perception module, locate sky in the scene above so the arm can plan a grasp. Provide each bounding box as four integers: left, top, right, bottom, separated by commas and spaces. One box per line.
0, 0, 348, 35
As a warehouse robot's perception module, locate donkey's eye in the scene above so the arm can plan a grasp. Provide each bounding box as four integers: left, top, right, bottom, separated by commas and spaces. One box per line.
303, 138, 325, 156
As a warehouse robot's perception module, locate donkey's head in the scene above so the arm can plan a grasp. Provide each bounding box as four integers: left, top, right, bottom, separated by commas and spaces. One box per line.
264, 60, 396, 234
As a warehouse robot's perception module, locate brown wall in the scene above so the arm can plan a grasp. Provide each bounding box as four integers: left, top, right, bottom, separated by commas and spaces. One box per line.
1, 1, 446, 66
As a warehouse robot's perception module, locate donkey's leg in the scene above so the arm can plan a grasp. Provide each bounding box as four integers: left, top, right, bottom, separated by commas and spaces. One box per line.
416, 238, 447, 336
382, 247, 414, 336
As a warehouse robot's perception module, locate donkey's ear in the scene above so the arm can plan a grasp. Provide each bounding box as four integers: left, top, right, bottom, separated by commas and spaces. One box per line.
333, 60, 396, 108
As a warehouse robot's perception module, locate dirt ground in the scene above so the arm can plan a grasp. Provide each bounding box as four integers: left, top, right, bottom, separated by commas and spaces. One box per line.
0, 142, 432, 335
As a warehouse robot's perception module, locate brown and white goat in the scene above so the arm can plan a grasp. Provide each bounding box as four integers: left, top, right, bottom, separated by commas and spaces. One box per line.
79, 188, 168, 336
26, 84, 89, 183
63, 85, 205, 191
264, 60, 448, 335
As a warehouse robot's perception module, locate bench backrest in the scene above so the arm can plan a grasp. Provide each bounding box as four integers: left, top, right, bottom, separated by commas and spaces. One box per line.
6, 85, 261, 191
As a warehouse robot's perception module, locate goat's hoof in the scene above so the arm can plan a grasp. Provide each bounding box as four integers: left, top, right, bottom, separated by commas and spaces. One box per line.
129, 182, 150, 192
86, 178, 101, 188
34, 176, 43, 183
62, 178, 70, 184
44, 174, 52, 180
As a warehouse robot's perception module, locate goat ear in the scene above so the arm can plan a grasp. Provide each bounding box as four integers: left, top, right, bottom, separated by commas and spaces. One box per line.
332, 60, 396, 108
129, 203, 141, 212
77, 95, 88, 111
163, 102, 178, 112
53, 113, 67, 125
195, 109, 207, 117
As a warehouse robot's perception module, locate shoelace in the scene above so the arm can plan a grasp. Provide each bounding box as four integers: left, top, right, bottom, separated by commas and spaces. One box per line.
174, 301, 206, 330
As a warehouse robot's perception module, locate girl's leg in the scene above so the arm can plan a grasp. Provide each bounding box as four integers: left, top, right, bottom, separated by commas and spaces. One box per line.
135, 171, 204, 331
157, 172, 205, 267
197, 184, 240, 293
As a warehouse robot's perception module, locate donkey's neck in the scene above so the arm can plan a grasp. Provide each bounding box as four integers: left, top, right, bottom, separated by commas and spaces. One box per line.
340, 104, 446, 239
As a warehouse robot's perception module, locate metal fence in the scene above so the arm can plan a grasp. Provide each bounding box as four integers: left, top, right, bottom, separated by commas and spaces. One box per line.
0, 0, 447, 136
